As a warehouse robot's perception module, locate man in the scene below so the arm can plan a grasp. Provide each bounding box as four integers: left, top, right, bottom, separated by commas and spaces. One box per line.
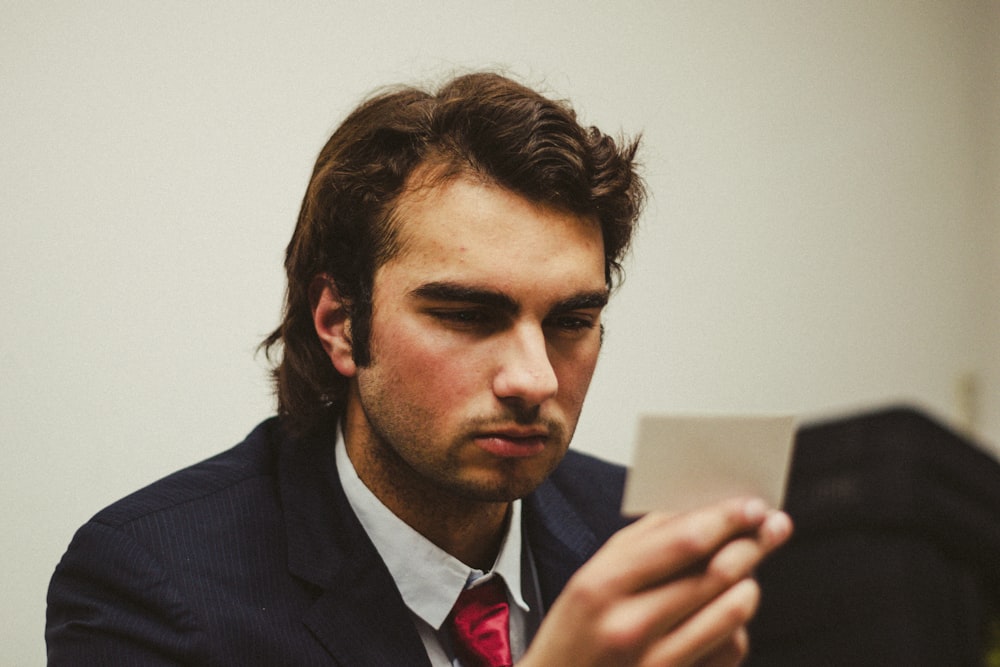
47, 72, 791, 666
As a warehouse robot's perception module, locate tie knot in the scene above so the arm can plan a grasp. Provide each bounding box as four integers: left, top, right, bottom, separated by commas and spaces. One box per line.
448, 578, 513, 667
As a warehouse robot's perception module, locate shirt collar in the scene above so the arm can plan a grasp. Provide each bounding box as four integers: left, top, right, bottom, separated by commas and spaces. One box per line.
335, 428, 529, 630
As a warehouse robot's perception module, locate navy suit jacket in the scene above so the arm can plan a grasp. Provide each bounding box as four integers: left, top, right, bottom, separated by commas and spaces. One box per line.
46, 418, 630, 665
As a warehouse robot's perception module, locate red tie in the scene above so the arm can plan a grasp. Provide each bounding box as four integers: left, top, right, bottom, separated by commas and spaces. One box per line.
448, 578, 513, 667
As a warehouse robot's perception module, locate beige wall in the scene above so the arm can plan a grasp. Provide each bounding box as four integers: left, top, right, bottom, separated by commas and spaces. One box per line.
976, 0, 1000, 448
3, 2, 997, 663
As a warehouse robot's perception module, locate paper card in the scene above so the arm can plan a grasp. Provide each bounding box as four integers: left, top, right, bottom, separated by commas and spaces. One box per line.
621, 414, 796, 515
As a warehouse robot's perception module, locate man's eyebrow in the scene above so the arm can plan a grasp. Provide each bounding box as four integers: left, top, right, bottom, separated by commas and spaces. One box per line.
409, 282, 609, 314
551, 290, 610, 313
410, 282, 519, 313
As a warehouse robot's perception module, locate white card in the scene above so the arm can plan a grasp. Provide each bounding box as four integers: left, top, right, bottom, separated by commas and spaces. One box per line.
621, 414, 796, 515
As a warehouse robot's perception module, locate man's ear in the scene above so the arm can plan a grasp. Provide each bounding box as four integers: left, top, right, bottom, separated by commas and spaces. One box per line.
310, 275, 357, 378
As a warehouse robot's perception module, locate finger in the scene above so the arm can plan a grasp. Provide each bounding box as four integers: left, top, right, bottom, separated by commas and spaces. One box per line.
639, 578, 760, 667
758, 509, 794, 553
691, 627, 750, 667
574, 508, 791, 657
598, 529, 772, 647
599, 498, 775, 593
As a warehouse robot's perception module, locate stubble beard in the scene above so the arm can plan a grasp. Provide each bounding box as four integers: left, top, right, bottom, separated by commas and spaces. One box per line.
353, 389, 573, 510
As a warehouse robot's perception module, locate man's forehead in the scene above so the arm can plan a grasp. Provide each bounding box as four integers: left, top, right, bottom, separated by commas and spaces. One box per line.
374, 171, 607, 308
389, 167, 601, 253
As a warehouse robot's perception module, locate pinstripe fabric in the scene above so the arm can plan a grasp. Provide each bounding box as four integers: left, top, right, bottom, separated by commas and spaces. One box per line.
46, 418, 629, 665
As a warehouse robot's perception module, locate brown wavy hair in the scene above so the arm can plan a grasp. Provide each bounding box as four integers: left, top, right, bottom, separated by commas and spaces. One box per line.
261, 72, 645, 435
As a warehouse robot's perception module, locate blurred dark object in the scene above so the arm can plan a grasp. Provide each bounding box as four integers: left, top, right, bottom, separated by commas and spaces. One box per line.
747, 405, 1000, 667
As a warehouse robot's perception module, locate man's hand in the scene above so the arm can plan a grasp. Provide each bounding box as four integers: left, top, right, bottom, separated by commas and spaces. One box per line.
519, 497, 792, 667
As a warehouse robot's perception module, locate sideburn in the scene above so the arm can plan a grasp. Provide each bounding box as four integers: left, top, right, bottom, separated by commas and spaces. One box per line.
345, 290, 374, 368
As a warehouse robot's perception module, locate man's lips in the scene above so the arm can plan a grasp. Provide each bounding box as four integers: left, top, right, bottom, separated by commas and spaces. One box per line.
473, 429, 549, 458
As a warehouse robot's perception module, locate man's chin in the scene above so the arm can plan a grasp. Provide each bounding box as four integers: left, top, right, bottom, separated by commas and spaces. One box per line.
455, 486, 536, 504
454, 466, 556, 503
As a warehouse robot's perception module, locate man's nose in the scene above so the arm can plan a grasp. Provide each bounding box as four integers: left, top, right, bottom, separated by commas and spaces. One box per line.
492, 323, 558, 407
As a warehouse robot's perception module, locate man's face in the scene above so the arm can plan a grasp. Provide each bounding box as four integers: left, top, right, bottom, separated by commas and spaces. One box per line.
340, 175, 607, 507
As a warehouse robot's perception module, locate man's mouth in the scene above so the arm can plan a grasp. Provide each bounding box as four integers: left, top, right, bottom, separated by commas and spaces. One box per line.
473, 428, 549, 458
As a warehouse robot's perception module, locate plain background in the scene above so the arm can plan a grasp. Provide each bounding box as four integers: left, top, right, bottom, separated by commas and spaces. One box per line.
3, 2, 998, 663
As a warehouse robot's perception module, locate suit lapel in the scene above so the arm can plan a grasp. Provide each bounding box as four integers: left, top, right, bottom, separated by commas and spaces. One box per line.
277, 425, 431, 667
302, 556, 431, 667
524, 477, 602, 609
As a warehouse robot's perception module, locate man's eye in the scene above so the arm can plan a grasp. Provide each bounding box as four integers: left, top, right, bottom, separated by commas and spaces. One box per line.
430, 310, 492, 327
547, 315, 595, 332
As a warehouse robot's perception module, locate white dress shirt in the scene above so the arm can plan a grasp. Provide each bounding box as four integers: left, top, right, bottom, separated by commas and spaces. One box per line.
335, 432, 541, 665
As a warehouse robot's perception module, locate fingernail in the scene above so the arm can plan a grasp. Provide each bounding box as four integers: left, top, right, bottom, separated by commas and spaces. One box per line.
743, 498, 768, 523
764, 511, 793, 542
